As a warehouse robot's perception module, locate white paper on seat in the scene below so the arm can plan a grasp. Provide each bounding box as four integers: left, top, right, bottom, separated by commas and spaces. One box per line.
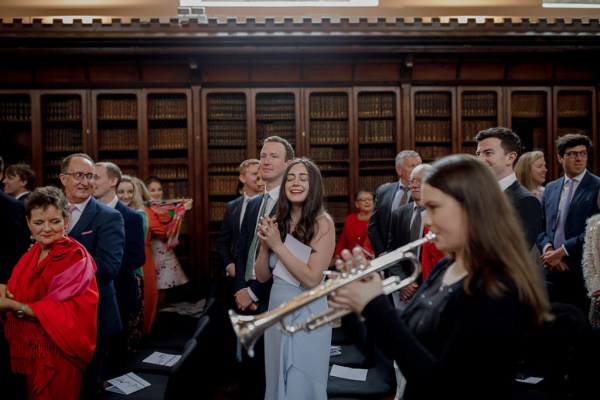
143, 351, 182, 366
105, 372, 151, 394
329, 364, 368, 381
273, 234, 311, 287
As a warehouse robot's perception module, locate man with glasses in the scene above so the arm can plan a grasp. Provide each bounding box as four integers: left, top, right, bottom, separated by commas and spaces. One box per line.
59, 153, 125, 399
537, 133, 600, 314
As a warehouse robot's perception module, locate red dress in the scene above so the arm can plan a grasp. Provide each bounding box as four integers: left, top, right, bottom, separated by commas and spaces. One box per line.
420, 226, 445, 280
334, 213, 372, 258
3, 237, 98, 400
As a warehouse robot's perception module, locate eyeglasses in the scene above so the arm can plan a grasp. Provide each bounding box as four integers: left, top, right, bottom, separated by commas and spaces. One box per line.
357, 197, 373, 202
563, 150, 588, 159
62, 172, 97, 181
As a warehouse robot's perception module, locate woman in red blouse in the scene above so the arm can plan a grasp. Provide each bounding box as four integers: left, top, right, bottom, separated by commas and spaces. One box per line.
334, 190, 374, 259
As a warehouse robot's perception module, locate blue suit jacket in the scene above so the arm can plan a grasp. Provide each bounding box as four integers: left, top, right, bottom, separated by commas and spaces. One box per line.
218, 195, 243, 270
69, 196, 125, 337
0, 191, 30, 283
115, 200, 146, 313
537, 171, 600, 307
233, 194, 274, 312
368, 181, 413, 257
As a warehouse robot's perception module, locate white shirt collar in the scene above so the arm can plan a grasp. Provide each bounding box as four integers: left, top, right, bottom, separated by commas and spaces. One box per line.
498, 172, 517, 192
106, 195, 119, 209
71, 195, 92, 211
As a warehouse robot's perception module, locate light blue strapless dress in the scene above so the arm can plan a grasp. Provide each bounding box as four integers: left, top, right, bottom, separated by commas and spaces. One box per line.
264, 253, 332, 400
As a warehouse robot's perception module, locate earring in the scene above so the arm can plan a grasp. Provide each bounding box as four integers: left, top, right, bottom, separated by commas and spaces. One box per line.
30, 234, 35, 243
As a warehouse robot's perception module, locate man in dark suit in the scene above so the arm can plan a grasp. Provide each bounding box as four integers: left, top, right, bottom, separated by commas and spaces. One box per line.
2, 163, 35, 204
93, 161, 146, 375
0, 188, 30, 400
59, 153, 125, 399
368, 150, 421, 257
217, 158, 263, 396
475, 127, 543, 249
537, 133, 600, 314
233, 136, 294, 400
386, 164, 430, 306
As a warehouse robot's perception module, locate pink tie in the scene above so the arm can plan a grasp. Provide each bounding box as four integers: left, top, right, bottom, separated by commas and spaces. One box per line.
67, 204, 77, 233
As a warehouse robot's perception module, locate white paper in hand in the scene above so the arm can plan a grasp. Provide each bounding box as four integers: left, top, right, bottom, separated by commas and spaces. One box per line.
273, 234, 312, 287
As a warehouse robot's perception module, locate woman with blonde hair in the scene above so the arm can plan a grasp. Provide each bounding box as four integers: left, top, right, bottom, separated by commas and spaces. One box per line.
515, 150, 547, 199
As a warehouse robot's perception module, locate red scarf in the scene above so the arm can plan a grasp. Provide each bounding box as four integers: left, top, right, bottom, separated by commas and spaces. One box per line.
4, 237, 99, 372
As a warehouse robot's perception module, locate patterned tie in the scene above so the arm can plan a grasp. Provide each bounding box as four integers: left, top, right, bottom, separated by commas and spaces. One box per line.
553, 179, 575, 249
245, 193, 269, 281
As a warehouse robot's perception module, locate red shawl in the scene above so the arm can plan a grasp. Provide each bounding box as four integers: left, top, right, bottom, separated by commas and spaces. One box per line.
4, 237, 99, 372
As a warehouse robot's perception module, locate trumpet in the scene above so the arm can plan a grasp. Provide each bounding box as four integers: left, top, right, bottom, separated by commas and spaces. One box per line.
229, 231, 436, 357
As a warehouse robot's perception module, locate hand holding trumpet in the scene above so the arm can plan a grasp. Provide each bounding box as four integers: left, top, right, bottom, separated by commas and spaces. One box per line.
328, 246, 384, 315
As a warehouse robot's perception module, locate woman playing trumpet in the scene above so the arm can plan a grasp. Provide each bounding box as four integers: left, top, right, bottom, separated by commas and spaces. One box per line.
329, 154, 553, 400
255, 158, 336, 400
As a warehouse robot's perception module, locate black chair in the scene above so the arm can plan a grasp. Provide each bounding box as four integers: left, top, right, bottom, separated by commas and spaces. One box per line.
100, 337, 198, 400
516, 302, 596, 400
122, 315, 211, 376
141, 297, 216, 350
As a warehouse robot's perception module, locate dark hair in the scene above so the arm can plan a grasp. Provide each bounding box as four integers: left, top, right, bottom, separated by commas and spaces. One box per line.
61, 153, 95, 173
275, 158, 324, 245
423, 154, 552, 325
5, 163, 36, 190
25, 185, 69, 219
263, 136, 295, 161
556, 133, 592, 156
475, 126, 522, 156
144, 176, 162, 187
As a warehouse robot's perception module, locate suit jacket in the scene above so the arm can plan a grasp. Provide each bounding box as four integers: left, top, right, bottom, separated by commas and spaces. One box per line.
504, 180, 543, 249
537, 171, 600, 308
0, 191, 30, 283
218, 195, 243, 270
114, 200, 146, 313
69, 196, 125, 337
386, 203, 421, 281
368, 181, 413, 257
233, 193, 275, 312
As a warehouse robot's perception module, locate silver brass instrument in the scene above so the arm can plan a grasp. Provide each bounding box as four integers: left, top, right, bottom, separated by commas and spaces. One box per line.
229, 231, 436, 357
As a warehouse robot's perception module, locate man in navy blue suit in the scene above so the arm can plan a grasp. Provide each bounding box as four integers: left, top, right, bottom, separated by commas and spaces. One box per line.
475, 127, 543, 250
538, 133, 600, 314
59, 153, 125, 399
233, 136, 294, 400
94, 161, 146, 375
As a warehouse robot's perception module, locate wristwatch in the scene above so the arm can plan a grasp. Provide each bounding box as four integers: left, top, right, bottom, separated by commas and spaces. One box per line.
16, 304, 27, 319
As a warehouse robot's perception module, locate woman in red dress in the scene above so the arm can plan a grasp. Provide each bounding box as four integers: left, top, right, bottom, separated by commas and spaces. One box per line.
0, 186, 98, 400
333, 190, 374, 260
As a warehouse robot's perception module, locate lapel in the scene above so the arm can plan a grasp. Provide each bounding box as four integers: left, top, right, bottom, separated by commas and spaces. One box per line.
70, 196, 97, 237
569, 172, 589, 211
547, 178, 564, 220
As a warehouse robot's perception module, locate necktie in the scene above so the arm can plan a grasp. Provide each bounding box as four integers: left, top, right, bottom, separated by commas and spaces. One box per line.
67, 204, 77, 234
553, 179, 575, 249
410, 206, 424, 242
393, 185, 408, 211
239, 197, 250, 229
245, 193, 269, 281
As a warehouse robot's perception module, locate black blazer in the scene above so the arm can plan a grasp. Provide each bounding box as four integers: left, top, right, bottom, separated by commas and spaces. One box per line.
504, 180, 543, 249
386, 203, 421, 281
233, 193, 275, 312
218, 195, 243, 270
368, 181, 413, 257
69, 196, 125, 337
114, 200, 146, 313
0, 191, 29, 283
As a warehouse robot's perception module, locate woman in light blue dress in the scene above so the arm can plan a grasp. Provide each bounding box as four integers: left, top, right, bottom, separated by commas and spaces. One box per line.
255, 158, 336, 400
